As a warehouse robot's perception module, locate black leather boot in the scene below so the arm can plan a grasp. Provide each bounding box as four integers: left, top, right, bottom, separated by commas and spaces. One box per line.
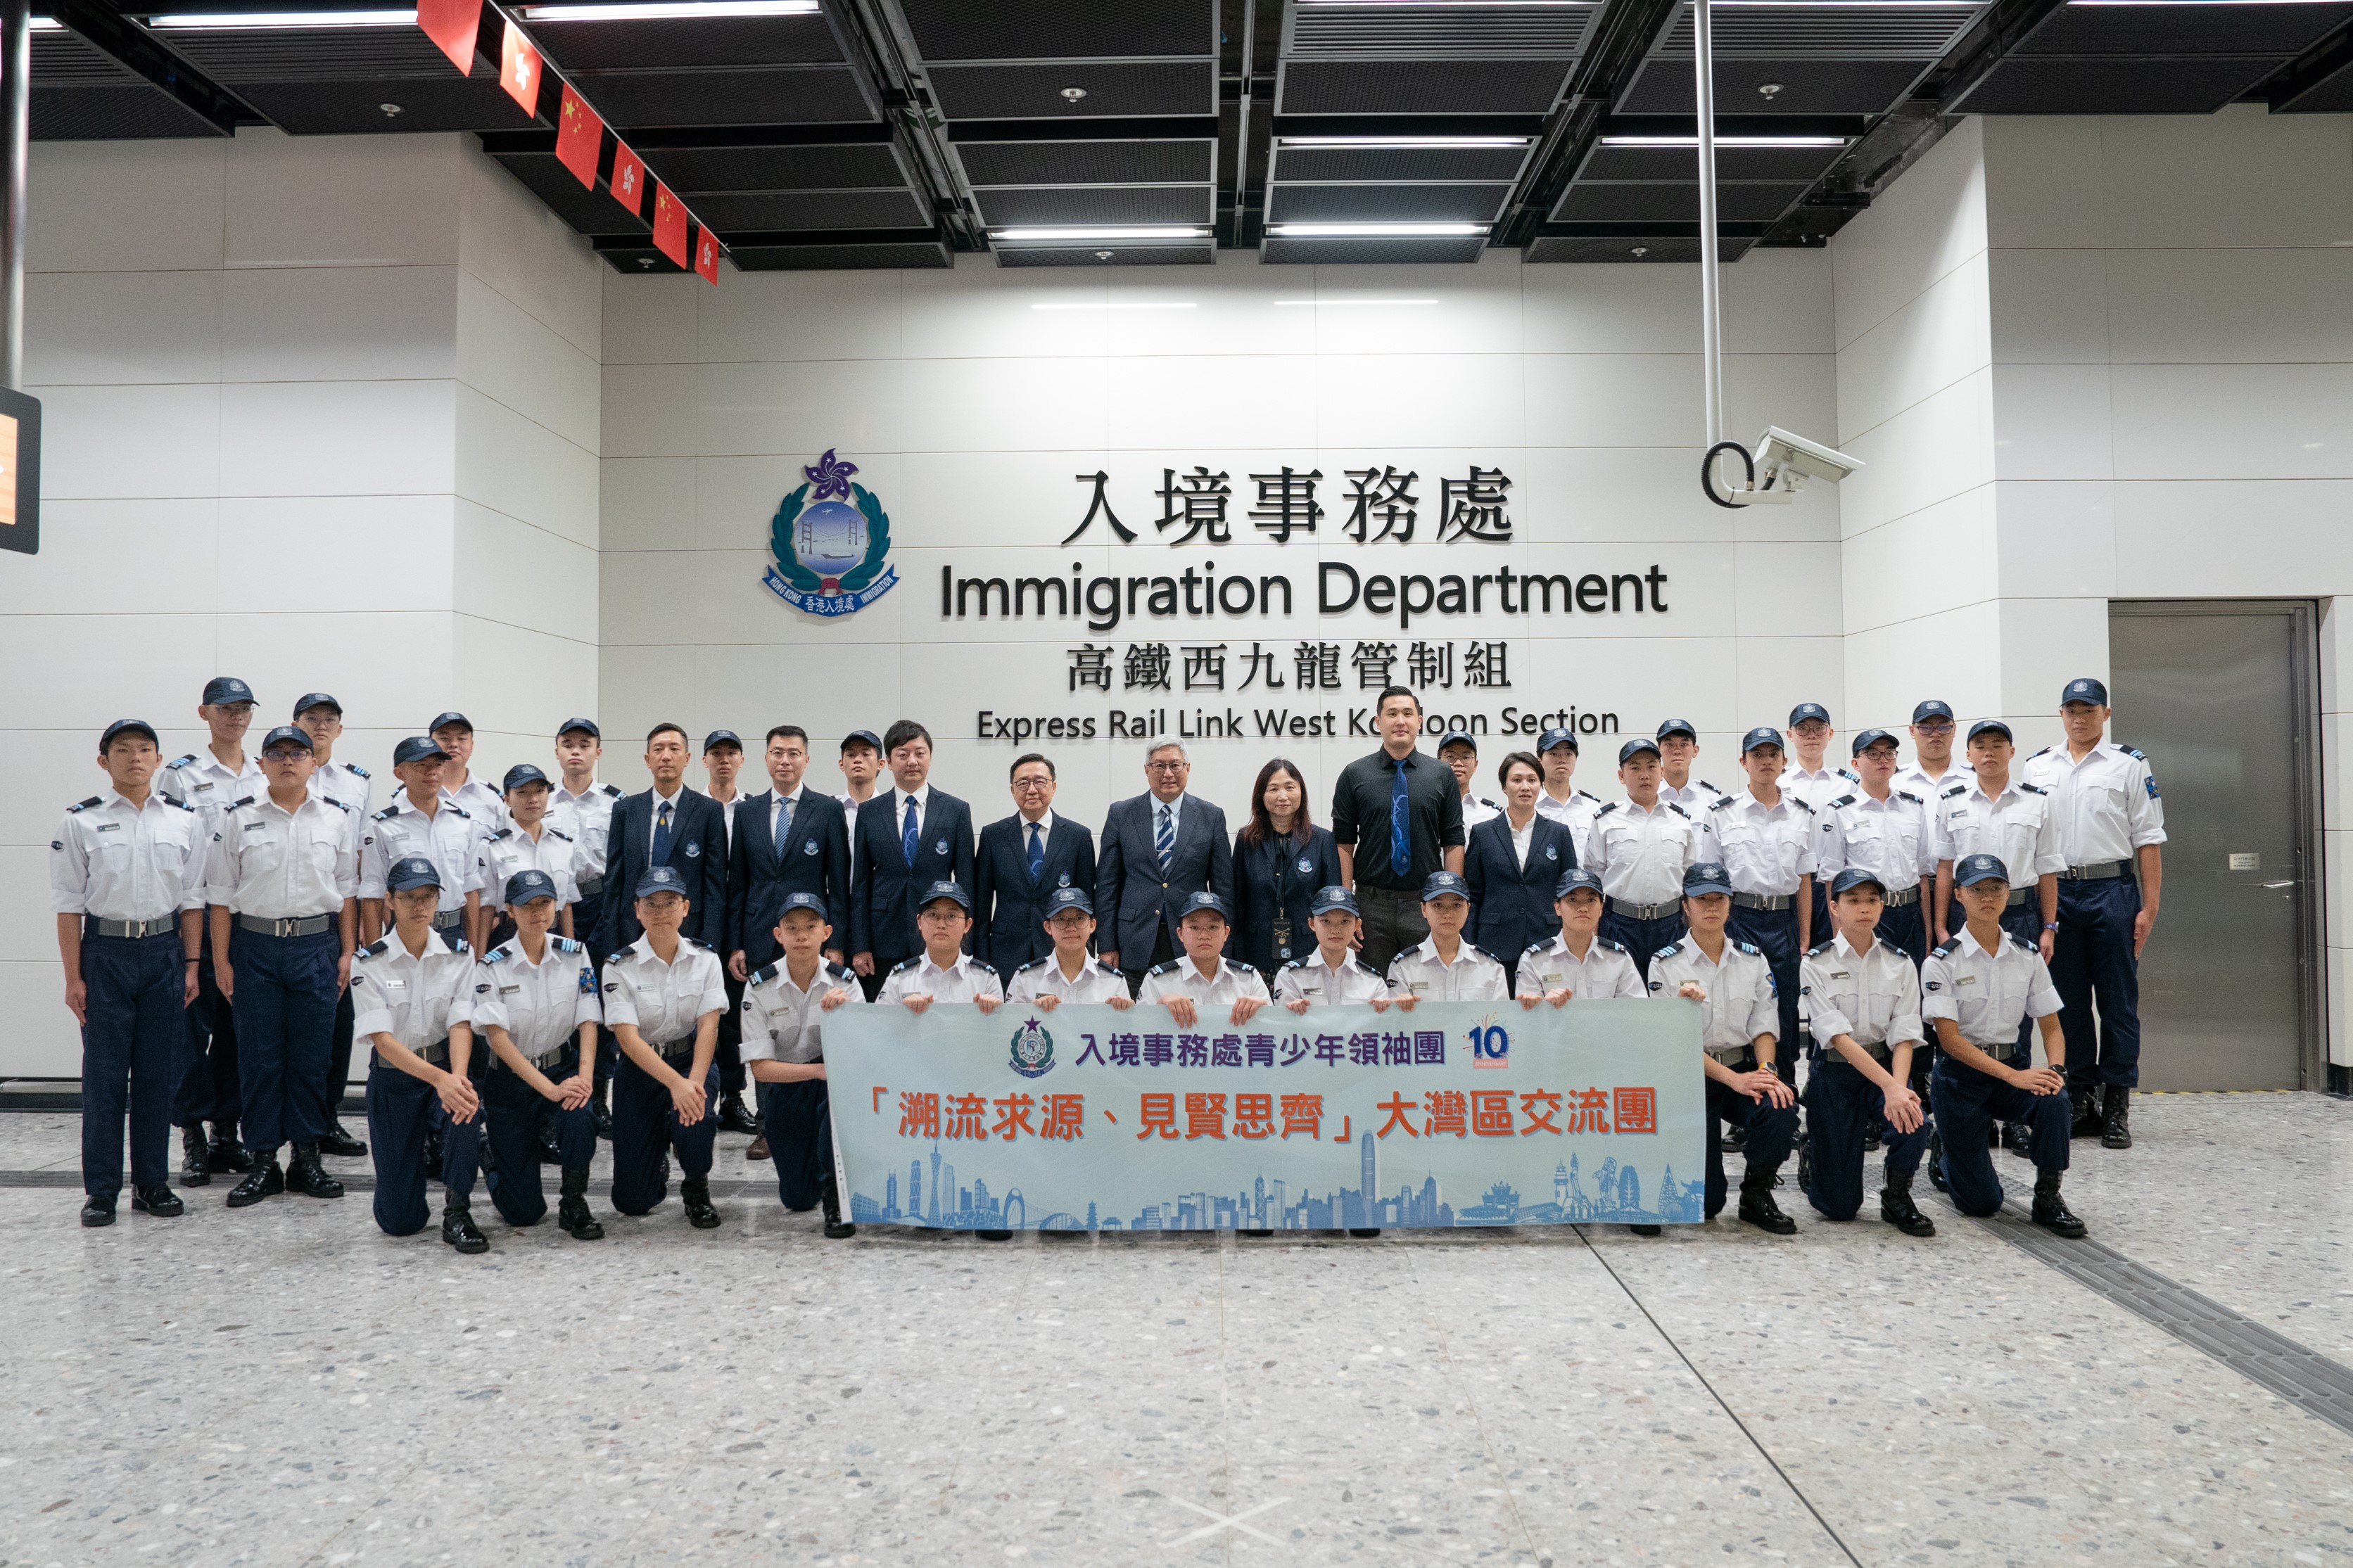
441, 1197, 488, 1254
1926, 1131, 1948, 1193
132, 1185, 186, 1218
316, 1120, 368, 1159
821, 1180, 856, 1240
1794, 1131, 1813, 1193
537, 1123, 564, 1164
681, 1175, 722, 1229
286, 1142, 344, 1198
2101, 1085, 2133, 1149
558, 1165, 604, 1239
2070, 1087, 2105, 1139
1737, 1171, 1796, 1235
80, 1194, 115, 1227
591, 1080, 614, 1140
2002, 1120, 2033, 1157
180, 1123, 213, 1187
225, 1152, 285, 1208
2031, 1169, 2086, 1237
422, 1126, 443, 1185
208, 1122, 255, 1174
718, 1090, 761, 1137
1879, 1169, 1934, 1237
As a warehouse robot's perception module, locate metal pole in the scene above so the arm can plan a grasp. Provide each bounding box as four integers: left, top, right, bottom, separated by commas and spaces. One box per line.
1692, 0, 1723, 449
1231, 0, 1257, 248
0, 0, 26, 391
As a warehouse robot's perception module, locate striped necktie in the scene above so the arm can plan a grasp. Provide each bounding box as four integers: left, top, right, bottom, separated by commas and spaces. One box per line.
1155, 802, 1174, 874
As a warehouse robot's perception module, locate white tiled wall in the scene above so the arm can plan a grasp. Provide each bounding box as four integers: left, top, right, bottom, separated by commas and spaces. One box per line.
0, 129, 600, 1076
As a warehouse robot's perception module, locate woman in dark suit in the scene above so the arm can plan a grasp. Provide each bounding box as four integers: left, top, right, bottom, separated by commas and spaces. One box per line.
1464, 750, 1578, 993
1231, 758, 1345, 976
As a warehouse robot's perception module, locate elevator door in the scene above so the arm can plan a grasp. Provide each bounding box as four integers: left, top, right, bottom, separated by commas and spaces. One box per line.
2108, 601, 2318, 1090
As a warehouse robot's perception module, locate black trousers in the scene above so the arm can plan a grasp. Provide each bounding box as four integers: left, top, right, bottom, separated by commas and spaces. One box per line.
2051, 875, 2143, 1091
367, 1052, 483, 1237
756, 1078, 835, 1211
1354, 884, 1428, 982
1803, 1056, 1930, 1220
1932, 1054, 2072, 1216
1727, 903, 1801, 1086
610, 1054, 719, 1216
1702, 1069, 1798, 1218
174, 932, 240, 1128
1599, 908, 1685, 983
482, 1056, 596, 1226
79, 930, 183, 1201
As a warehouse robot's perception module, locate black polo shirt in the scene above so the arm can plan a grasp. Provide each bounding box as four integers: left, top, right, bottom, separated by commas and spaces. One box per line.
1331, 746, 1465, 891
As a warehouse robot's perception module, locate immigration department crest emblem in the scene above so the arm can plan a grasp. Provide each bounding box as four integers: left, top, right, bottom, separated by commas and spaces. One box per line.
1008, 1016, 1055, 1079
763, 449, 898, 616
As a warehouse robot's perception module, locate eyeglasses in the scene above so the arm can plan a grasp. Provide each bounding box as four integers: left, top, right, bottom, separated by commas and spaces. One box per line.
261, 748, 307, 763
1146, 760, 1188, 773
1012, 775, 1053, 790
1914, 721, 1955, 734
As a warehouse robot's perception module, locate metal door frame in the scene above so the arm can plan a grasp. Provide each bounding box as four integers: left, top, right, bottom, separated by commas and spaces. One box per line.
2109, 597, 2326, 1089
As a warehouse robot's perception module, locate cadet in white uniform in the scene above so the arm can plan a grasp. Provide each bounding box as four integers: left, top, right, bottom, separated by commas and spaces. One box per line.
1385, 872, 1509, 1005
1275, 886, 1393, 1009
360, 736, 487, 945
1895, 699, 1969, 803
1654, 718, 1722, 811
480, 763, 581, 949
880, 881, 1007, 1009
549, 717, 623, 1140
1531, 727, 1604, 864
740, 891, 863, 1236
1438, 730, 1501, 834
1136, 890, 1271, 1021
1705, 726, 1815, 1085
1922, 854, 2086, 1237
429, 710, 507, 834
1798, 869, 1934, 1237
469, 868, 603, 1241
2021, 676, 2167, 1148
1008, 886, 1136, 1007
1815, 728, 1936, 964
295, 691, 373, 1159
1645, 862, 1799, 1232
1780, 701, 1852, 950
353, 856, 486, 1252
1583, 737, 1707, 977
203, 724, 359, 1210
602, 865, 730, 1228
1930, 719, 2064, 1080
53, 718, 206, 1225
1515, 867, 1645, 1005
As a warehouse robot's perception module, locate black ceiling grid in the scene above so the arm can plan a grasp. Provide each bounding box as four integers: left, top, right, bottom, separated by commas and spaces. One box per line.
39, 0, 266, 139
1949, 0, 2353, 115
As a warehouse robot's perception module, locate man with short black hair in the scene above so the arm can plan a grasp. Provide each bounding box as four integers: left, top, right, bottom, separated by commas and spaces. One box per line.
1331, 687, 1465, 977
977, 751, 1096, 975
550, 718, 623, 953
849, 720, 977, 990
1438, 730, 1499, 834
295, 691, 370, 1157
1532, 727, 1603, 862
429, 712, 506, 834
1098, 741, 1233, 994
698, 729, 757, 1138
597, 723, 728, 957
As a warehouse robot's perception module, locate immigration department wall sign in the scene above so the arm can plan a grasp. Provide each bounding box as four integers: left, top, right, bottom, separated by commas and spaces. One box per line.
764, 449, 899, 617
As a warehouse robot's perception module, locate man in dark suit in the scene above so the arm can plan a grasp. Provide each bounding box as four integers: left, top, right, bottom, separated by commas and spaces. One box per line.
849, 720, 976, 993
973, 751, 1098, 974
728, 724, 851, 978
1096, 740, 1233, 993
595, 721, 728, 956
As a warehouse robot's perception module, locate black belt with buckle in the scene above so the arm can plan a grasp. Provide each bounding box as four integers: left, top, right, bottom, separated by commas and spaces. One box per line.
237, 912, 334, 938
1883, 885, 1920, 907
2005, 888, 2029, 907
86, 915, 178, 939
2062, 861, 2128, 881
577, 876, 604, 898
419, 1037, 452, 1068
657, 1036, 697, 1066
1732, 892, 1792, 911
431, 908, 464, 931
1609, 897, 1678, 921
530, 1045, 573, 1073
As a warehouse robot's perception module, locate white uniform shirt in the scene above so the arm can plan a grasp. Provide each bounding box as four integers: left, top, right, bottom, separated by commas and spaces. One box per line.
1138, 953, 1270, 1010
838, 791, 880, 881
1778, 763, 1854, 817
550, 781, 623, 883
442, 775, 508, 834
2020, 740, 2168, 866
481, 824, 581, 910
1928, 780, 2064, 886
350, 929, 474, 1057
309, 759, 374, 818
1582, 800, 1706, 905
1921, 926, 2062, 1052
710, 790, 742, 851
360, 797, 488, 911
1535, 789, 1604, 863
1273, 949, 1390, 1007
204, 792, 359, 918
1815, 789, 1936, 891
1008, 954, 1131, 1005
1459, 793, 1502, 834
1895, 759, 1968, 803
469, 936, 600, 1069
1647, 936, 1777, 1057
1385, 938, 1509, 1003
1515, 934, 1647, 1002
880, 950, 1005, 1006
1799, 933, 1924, 1052
741, 958, 865, 1065
50, 791, 208, 922
601, 938, 729, 1047
1704, 789, 1816, 896
1658, 776, 1721, 813
158, 748, 260, 839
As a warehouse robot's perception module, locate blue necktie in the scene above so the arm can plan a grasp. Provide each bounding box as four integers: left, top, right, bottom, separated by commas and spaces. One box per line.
1027, 820, 1046, 882
775, 796, 795, 867
902, 796, 921, 868
652, 799, 673, 865
1156, 803, 1174, 875
1389, 758, 1410, 877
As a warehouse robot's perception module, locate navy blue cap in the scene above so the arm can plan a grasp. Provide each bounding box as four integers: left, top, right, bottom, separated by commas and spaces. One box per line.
1967, 719, 2013, 744
502, 763, 550, 793
1911, 699, 1955, 725
918, 878, 972, 912
1309, 885, 1360, 917
841, 729, 882, 753
1740, 725, 1785, 755
1554, 867, 1604, 900
1419, 871, 1471, 903
556, 716, 600, 739
1177, 889, 1231, 922
1788, 702, 1832, 727
1851, 727, 1898, 756
258, 725, 313, 755
505, 869, 559, 905
1655, 717, 1697, 742
1435, 729, 1477, 753
101, 718, 158, 750
1045, 886, 1096, 917
1830, 867, 1886, 898
1537, 726, 1578, 755
635, 865, 690, 899
1618, 737, 1661, 764
2062, 677, 2108, 708
201, 677, 255, 707
1682, 862, 1736, 898
393, 735, 448, 767
386, 855, 442, 893
703, 729, 743, 753
428, 711, 472, 735
1953, 852, 2011, 888
292, 691, 341, 718
778, 891, 830, 919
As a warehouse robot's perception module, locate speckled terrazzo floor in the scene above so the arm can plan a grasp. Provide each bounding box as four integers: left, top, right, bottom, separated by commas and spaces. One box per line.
4, 1092, 2349, 1567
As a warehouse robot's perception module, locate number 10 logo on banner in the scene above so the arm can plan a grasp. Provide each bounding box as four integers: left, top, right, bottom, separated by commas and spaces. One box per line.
1468, 1022, 1510, 1069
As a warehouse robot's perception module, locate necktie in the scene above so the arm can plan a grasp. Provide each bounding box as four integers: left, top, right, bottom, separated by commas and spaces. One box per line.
652, 799, 673, 865
775, 796, 796, 867
1027, 820, 1046, 882
1155, 803, 1174, 875
902, 796, 921, 868
1390, 758, 1410, 877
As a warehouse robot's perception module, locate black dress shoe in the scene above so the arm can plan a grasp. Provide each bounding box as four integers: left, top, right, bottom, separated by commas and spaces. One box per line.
680, 1176, 722, 1229
1737, 1185, 1797, 1235
1239, 1228, 1271, 1237
1926, 1133, 1948, 1193
1629, 1224, 1663, 1236
81, 1196, 116, 1228
2101, 1085, 2133, 1149
1794, 1135, 1814, 1194
717, 1092, 762, 1137
180, 1124, 213, 1187
286, 1145, 344, 1199
2070, 1090, 2105, 1140
226, 1159, 285, 1208
820, 1185, 855, 1239
316, 1121, 368, 1159
2032, 1173, 2086, 1238
1879, 1172, 1934, 1237
592, 1088, 614, 1141
1347, 1228, 1381, 1237
132, 1186, 186, 1218
1863, 1121, 1882, 1153
2002, 1121, 2033, 1157
422, 1128, 443, 1185
208, 1127, 257, 1175
977, 1228, 1011, 1241
442, 1202, 489, 1254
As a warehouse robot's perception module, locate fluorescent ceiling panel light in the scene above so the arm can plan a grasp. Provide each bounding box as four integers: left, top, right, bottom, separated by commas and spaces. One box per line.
521, 0, 816, 19
1031, 300, 1198, 310
1278, 136, 1533, 148
30, 14, 63, 25
990, 227, 1211, 242
1265, 222, 1487, 237
1271, 298, 1440, 306
1601, 134, 1847, 147
149, 7, 414, 26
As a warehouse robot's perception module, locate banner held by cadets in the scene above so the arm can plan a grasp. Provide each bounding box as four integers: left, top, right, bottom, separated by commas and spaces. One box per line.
825, 1000, 1706, 1231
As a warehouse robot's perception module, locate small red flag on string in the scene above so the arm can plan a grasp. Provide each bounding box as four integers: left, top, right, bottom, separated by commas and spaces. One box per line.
651, 182, 689, 267
416, 0, 479, 74
695, 224, 721, 284
609, 141, 648, 217
554, 83, 602, 189
498, 18, 543, 115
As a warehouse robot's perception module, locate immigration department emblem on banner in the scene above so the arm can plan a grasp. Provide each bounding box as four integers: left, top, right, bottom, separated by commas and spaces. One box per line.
763, 449, 898, 616
1008, 1017, 1056, 1079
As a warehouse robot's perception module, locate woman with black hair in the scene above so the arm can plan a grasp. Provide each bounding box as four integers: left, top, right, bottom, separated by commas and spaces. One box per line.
1231, 758, 1345, 976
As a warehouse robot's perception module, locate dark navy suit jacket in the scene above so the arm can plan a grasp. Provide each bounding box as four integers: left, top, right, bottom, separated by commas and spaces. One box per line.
1464, 812, 1579, 981
973, 812, 1098, 972
1094, 791, 1233, 966
849, 787, 977, 969
726, 787, 851, 967
1230, 824, 1344, 974
596, 786, 730, 955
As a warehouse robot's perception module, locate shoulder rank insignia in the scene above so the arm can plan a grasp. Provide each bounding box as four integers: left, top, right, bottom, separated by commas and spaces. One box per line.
489, 827, 511, 841
1789, 796, 1814, 813
167, 754, 196, 769
372, 805, 398, 822
751, 962, 780, 986
1651, 941, 1680, 960
1896, 790, 1922, 805
600, 783, 624, 798
1932, 938, 1960, 958
1828, 793, 1856, 810
1594, 801, 1620, 817
68, 796, 101, 812
1016, 956, 1049, 972
359, 938, 389, 957
554, 936, 580, 952
2018, 782, 2047, 795
1737, 940, 1763, 956
1667, 803, 1692, 819
1805, 940, 1836, 957
1149, 960, 1180, 976
1941, 784, 1967, 798
348, 763, 370, 778
446, 804, 472, 817
892, 956, 922, 973
547, 827, 572, 842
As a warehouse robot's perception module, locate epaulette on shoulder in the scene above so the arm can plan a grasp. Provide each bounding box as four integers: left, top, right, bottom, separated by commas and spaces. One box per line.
970, 958, 997, 975
1281, 957, 1306, 970
227, 795, 255, 810
2008, 933, 2037, 952
1737, 940, 1763, 956
446, 803, 472, 818
1828, 793, 1856, 810
547, 827, 573, 842
1476, 796, 1499, 810
484, 945, 509, 964
1941, 784, 1967, 798
1149, 960, 1180, 976
1016, 955, 1050, 972
685, 937, 714, 951
1710, 795, 1736, 812
348, 763, 370, 778
489, 827, 512, 841
167, 754, 196, 769
1838, 767, 1859, 782
1227, 959, 1255, 974
1604, 939, 1630, 955
170, 798, 196, 812
372, 805, 398, 821
2027, 744, 2052, 759
1806, 940, 1836, 957
893, 956, 923, 973
359, 938, 388, 957
1095, 959, 1122, 976
600, 783, 623, 798
1594, 801, 1619, 817
448, 936, 471, 956
1578, 789, 1601, 802
1789, 796, 1814, 813
2123, 746, 2148, 760
1896, 790, 1922, 805
2018, 782, 2048, 795
322, 796, 350, 811
554, 936, 580, 952
1651, 940, 1680, 960
750, 961, 780, 986
68, 796, 101, 812
827, 960, 856, 982
1524, 938, 1551, 954
1667, 802, 1692, 820
1932, 938, 1960, 958
608, 944, 636, 964
1696, 779, 1721, 794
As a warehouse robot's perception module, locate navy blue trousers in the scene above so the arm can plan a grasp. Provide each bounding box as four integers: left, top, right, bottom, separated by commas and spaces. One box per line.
227, 926, 339, 1153
1729, 903, 1802, 1085
611, 1054, 719, 1216
574, 890, 619, 1086
1803, 1055, 1930, 1220
173, 933, 239, 1128
1703, 1070, 1798, 1218
1946, 901, 2049, 1060
1931, 1054, 2072, 1217
1601, 908, 1685, 982
1875, 900, 1928, 967
326, 986, 356, 1120
482, 1054, 596, 1226
80, 930, 184, 1201
367, 1052, 483, 1237
756, 1078, 836, 1211
2051, 876, 2142, 1090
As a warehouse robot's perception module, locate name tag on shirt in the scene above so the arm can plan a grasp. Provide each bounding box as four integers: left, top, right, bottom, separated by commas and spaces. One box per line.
381, 978, 407, 990
1955, 975, 1977, 988
1408, 979, 1430, 993
95, 823, 120, 833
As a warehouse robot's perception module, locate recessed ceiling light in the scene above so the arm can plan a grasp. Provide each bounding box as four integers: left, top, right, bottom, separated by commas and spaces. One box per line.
1276, 136, 1532, 149
1602, 135, 1847, 148
30, 15, 63, 27
150, 7, 413, 25
521, 0, 815, 16
991, 227, 1210, 242
1265, 223, 1487, 237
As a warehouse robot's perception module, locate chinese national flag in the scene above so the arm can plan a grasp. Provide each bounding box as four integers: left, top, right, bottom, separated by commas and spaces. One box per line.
651, 182, 689, 267
498, 18, 543, 115
609, 141, 647, 217
694, 224, 721, 284
415, 0, 478, 74
554, 83, 602, 189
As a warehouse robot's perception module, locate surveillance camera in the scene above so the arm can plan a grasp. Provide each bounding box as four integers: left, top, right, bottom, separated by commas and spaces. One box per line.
1753, 426, 1863, 490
